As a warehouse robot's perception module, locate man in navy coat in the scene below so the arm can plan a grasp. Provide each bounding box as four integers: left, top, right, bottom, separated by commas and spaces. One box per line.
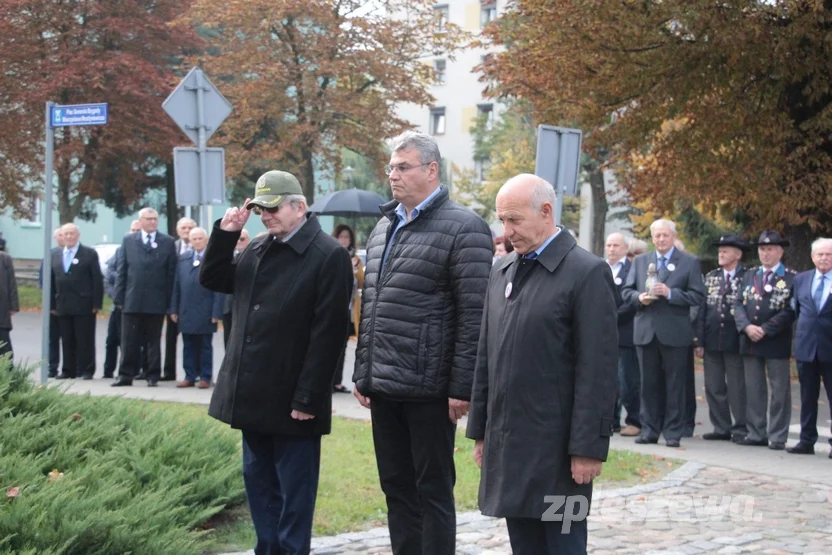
170, 227, 224, 388
787, 237, 832, 457
112, 207, 177, 387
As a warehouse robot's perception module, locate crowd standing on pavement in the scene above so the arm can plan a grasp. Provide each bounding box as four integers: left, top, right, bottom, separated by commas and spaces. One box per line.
0, 129, 830, 555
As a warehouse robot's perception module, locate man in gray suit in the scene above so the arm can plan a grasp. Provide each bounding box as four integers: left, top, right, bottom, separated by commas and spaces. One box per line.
622, 219, 706, 447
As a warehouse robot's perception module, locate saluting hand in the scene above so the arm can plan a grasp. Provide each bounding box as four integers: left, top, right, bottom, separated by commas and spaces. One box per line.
221, 198, 253, 232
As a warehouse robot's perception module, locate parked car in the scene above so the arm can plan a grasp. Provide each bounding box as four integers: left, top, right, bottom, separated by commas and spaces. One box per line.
92, 243, 120, 275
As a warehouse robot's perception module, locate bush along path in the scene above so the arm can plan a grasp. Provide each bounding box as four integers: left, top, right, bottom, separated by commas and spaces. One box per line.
0, 361, 245, 555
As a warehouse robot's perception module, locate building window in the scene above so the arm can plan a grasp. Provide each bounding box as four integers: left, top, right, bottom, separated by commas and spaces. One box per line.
23, 192, 41, 225
434, 5, 449, 32
478, 103, 494, 130
430, 107, 446, 135
475, 158, 491, 181
434, 59, 446, 85
481, 1, 497, 28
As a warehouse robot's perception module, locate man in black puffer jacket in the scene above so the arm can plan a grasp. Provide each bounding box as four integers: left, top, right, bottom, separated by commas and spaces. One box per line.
352, 131, 493, 555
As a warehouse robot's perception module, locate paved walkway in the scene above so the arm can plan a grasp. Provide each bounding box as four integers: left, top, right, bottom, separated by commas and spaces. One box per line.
10, 312, 832, 554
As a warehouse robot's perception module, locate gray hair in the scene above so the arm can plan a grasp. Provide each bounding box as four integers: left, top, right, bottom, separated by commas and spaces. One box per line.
390, 130, 441, 166
606, 232, 629, 246
811, 237, 832, 253
176, 217, 196, 229
529, 176, 557, 212
284, 194, 307, 209
138, 207, 158, 218
60, 223, 79, 234
628, 238, 648, 254
189, 226, 208, 238
650, 218, 677, 234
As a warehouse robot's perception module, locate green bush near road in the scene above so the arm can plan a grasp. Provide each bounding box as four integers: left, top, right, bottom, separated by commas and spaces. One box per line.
0, 360, 245, 555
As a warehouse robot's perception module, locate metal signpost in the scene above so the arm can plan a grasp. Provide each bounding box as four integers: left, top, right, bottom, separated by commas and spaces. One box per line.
162, 67, 232, 225
534, 125, 583, 224
42, 102, 109, 384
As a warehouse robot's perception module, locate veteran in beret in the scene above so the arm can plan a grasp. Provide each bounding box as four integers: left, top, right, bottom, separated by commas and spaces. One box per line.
695, 235, 750, 443
733, 230, 797, 450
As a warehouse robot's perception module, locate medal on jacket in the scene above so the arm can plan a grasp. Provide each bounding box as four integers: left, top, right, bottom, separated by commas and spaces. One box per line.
72, 258, 79, 265
667, 263, 676, 272
505, 282, 512, 298
151, 241, 158, 249
764, 284, 773, 293
193, 259, 200, 267
614, 277, 622, 285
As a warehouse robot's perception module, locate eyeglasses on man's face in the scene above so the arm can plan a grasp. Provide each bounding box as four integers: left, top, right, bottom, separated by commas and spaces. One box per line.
384, 163, 430, 175
252, 205, 281, 216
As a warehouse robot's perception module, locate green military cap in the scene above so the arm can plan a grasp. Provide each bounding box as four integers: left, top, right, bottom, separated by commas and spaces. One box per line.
245, 170, 303, 210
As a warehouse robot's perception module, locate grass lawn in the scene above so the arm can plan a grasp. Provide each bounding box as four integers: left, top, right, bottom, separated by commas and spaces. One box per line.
17, 284, 114, 316
194, 411, 682, 554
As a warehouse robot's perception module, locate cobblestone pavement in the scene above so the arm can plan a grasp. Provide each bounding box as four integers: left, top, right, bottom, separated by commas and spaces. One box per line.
224, 461, 832, 555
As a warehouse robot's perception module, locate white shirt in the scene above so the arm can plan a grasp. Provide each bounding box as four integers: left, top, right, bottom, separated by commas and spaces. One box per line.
141, 230, 156, 245
179, 240, 192, 255
607, 259, 624, 279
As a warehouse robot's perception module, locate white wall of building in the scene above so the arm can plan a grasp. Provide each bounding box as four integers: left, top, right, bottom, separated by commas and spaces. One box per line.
395, 0, 504, 188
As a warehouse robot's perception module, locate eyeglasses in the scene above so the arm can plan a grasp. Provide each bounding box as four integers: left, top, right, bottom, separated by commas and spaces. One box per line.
384, 163, 430, 175
252, 205, 281, 216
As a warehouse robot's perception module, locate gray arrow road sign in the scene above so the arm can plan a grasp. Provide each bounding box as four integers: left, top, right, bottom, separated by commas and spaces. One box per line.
162, 67, 232, 145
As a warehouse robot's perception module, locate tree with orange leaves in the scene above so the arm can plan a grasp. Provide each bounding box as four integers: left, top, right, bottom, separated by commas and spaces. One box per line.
0, 0, 199, 223
185, 0, 465, 203
481, 0, 832, 264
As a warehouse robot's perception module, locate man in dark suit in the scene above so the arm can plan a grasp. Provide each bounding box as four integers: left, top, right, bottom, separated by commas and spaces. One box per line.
50, 224, 103, 379
113, 207, 178, 387
40, 227, 65, 377
0, 249, 19, 362
622, 219, 706, 447
734, 230, 796, 450
695, 235, 749, 442
162, 216, 197, 381
786, 237, 832, 457
467, 175, 618, 554
607, 232, 640, 436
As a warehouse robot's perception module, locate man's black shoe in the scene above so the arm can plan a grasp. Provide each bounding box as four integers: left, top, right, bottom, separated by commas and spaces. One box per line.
768, 442, 785, 451
111, 378, 133, 387
135, 373, 148, 380
738, 438, 768, 447
47, 372, 57, 378
731, 434, 746, 444
55, 374, 74, 380
81, 375, 93, 381
703, 432, 732, 441
666, 439, 681, 448
159, 375, 176, 382
786, 442, 815, 455
147, 379, 158, 387
635, 436, 659, 444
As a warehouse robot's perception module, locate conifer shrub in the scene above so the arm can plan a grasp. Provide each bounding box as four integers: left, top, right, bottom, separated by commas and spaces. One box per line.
0, 360, 245, 554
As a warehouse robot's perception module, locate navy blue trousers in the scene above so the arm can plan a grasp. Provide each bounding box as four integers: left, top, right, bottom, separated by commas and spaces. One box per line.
506, 516, 588, 555
242, 431, 321, 555
797, 359, 832, 446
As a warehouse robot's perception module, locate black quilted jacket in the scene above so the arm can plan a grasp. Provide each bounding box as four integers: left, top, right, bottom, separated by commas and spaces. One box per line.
352, 187, 493, 401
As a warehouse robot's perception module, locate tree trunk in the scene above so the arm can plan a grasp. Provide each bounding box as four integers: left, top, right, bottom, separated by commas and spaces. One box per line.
783, 222, 814, 272
588, 168, 608, 257
301, 147, 316, 204
165, 162, 178, 235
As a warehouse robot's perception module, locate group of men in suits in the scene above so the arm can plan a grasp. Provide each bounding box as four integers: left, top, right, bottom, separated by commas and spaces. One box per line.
608, 220, 832, 458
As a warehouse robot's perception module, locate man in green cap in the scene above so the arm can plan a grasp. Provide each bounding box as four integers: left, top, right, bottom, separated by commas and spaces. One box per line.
199, 170, 353, 555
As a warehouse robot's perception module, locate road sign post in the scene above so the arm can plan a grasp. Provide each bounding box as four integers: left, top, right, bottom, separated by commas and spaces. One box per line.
162, 67, 232, 226
41, 102, 108, 384
535, 125, 583, 225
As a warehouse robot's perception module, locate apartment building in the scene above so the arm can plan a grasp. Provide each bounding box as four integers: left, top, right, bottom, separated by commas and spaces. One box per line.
396, 0, 503, 188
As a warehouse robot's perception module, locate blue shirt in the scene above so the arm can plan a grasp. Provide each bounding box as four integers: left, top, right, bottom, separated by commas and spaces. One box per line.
656, 246, 675, 268
380, 186, 443, 272
813, 269, 831, 309
527, 229, 560, 258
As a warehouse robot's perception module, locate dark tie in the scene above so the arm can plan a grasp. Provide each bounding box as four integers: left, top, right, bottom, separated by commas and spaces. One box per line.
814, 275, 826, 310
763, 270, 772, 287
145, 234, 152, 248
658, 256, 667, 272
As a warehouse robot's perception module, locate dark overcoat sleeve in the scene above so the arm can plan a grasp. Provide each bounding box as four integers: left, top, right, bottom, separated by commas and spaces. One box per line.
199, 221, 240, 294
114, 237, 128, 307
291, 247, 353, 416
569, 261, 618, 461
90, 249, 104, 311
169, 264, 181, 315
447, 216, 494, 401
465, 271, 492, 441
621, 256, 641, 305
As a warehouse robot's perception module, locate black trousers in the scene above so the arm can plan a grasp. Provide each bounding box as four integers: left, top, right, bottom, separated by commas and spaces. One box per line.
163, 314, 178, 379
119, 313, 164, 380
506, 517, 588, 555
370, 396, 457, 555
685, 345, 697, 435
242, 431, 321, 555
637, 338, 690, 441
797, 359, 832, 446
105, 308, 149, 378
222, 312, 232, 347
49, 312, 61, 374
0, 328, 12, 363
59, 314, 96, 378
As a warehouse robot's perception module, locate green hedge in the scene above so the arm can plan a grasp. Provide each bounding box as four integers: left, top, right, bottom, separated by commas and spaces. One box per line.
0, 360, 245, 554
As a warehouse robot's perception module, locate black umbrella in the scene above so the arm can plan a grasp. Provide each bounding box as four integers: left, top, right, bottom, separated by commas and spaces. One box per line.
308, 188, 387, 217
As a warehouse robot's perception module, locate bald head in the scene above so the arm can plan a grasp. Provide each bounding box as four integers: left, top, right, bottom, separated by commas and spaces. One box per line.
496, 174, 557, 255
605, 232, 629, 264
60, 223, 80, 248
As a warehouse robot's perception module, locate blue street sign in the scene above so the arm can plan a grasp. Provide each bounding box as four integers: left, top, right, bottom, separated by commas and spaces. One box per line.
50, 103, 108, 127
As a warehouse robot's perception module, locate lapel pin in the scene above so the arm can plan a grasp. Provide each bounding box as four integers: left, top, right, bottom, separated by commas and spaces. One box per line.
764, 284, 773, 293
614, 277, 622, 285
667, 263, 676, 272
151, 241, 158, 249
72, 258, 79, 265
505, 282, 513, 298
193, 259, 200, 267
